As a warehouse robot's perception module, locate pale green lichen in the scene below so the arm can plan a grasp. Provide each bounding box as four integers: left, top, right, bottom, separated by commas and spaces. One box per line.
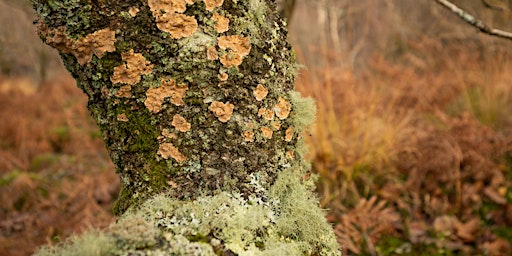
34, 230, 115, 256
34, 169, 341, 255
288, 91, 317, 133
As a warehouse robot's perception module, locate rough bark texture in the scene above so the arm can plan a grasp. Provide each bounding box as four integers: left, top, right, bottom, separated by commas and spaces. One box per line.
31, 0, 340, 255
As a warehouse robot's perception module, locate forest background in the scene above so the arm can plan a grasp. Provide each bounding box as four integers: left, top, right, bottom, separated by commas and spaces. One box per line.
0, 0, 511, 255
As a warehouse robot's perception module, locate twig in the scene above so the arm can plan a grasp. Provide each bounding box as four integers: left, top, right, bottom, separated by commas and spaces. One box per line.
433, 0, 512, 40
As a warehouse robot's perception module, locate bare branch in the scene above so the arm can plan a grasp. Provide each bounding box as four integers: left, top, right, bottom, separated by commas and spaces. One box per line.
433, 0, 512, 40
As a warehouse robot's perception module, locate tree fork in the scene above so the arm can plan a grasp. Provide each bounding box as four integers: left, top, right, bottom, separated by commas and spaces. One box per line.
31, 0, 341, 254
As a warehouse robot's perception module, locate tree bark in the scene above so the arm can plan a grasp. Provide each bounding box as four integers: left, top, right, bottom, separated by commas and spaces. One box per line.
31, 0, 340, 255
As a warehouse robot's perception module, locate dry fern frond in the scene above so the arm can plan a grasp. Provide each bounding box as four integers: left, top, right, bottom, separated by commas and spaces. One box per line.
334, 196, 401, 254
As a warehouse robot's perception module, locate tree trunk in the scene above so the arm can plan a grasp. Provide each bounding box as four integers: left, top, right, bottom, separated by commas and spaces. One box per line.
31, 0, 340, 255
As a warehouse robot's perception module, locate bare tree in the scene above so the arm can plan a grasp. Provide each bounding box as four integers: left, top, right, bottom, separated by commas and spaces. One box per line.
30, 0, 340, 255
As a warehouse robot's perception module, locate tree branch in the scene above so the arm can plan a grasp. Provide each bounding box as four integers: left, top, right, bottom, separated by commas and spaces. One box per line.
433, 0, 512, 40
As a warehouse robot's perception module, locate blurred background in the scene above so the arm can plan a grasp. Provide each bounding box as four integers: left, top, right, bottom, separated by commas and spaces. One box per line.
1, 0, 511, 255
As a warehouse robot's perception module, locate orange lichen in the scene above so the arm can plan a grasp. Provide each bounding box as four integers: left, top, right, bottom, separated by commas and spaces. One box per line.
258, 108, 274, 121
209, 101, 234, 122
155, 13, 198, 39
129, 7, 140, 17
38, 24, 116, 65
207, 46, 219, 60
161, 129, 178, 140
253, 84, 268, 101
117, 113, 129, 122
272, 122, 281, 130
217, 35, 251, 67
242, 131, 254, 142
115, 85, 132, 98
158, 142, 187, 162
212, 13, 229, 33
286, 150, 294, 160
111, 50, 153, 85
204, 0, 224, 11
218, 35, 251, 56
218, 72, 228, 81
144, 78, 189, 113
172, 114, 191, 132
148, 0, 192, 14
285, 126, 294, 142
274, 97, 291, 120
260, 126, 273, 139
219, 53, 243, 68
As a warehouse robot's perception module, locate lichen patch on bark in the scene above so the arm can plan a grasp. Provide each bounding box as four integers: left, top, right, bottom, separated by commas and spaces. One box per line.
274, 97, 291, 120
258, 108, 274, 121
260, 126, 273, 139
212, 13, 229, 33
206, 46, 218, 60
253, 84, 268, 101
209, 101, 234, 122
155, 13, 198, 39
37, 24, 116, 65
218, 72, 228, 81
144, 78, 189, 113
172, 114, 191, 132
217, 35, 251, 68
117, 113, 129, 122
148, 0, 191, 14
111, 50, 153, 85
129, 7, 140, 17
204, 0, 224, 11
115, 85, 133, 98
285, 126, 294, 142
242, 131, 254, 142
218, 35, 251, 56
158, 142, 187, 162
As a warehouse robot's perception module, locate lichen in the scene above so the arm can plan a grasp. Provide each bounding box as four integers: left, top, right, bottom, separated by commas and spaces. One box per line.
218, 35, 251, 56
148, 0, 191, 14
172, 114, 191, 132
115, 85, 132, 98
285, 126, 294, 142
128, 7, 140, 17
209, 101, 234, 122
155, 13, 198, 39
37, 24, 116, 65
271, 122, 281, 130
258, 108, 275, 121
149, 0, 198, 39
158, 142, 187, 162
260, 126, 273, 139
242, 131, 254, 142
254, 84, 268, 101
206, 46, 219, 60
117, 113, 129, 122
144, 77, 189, 113
217, 35, 251, 67
111, 49, 153, 85
218, 72, 228, 81
274, 97, 291, 120
204, 0, 224, 11
212, 13, 229, 33
289, 91, 317, 132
